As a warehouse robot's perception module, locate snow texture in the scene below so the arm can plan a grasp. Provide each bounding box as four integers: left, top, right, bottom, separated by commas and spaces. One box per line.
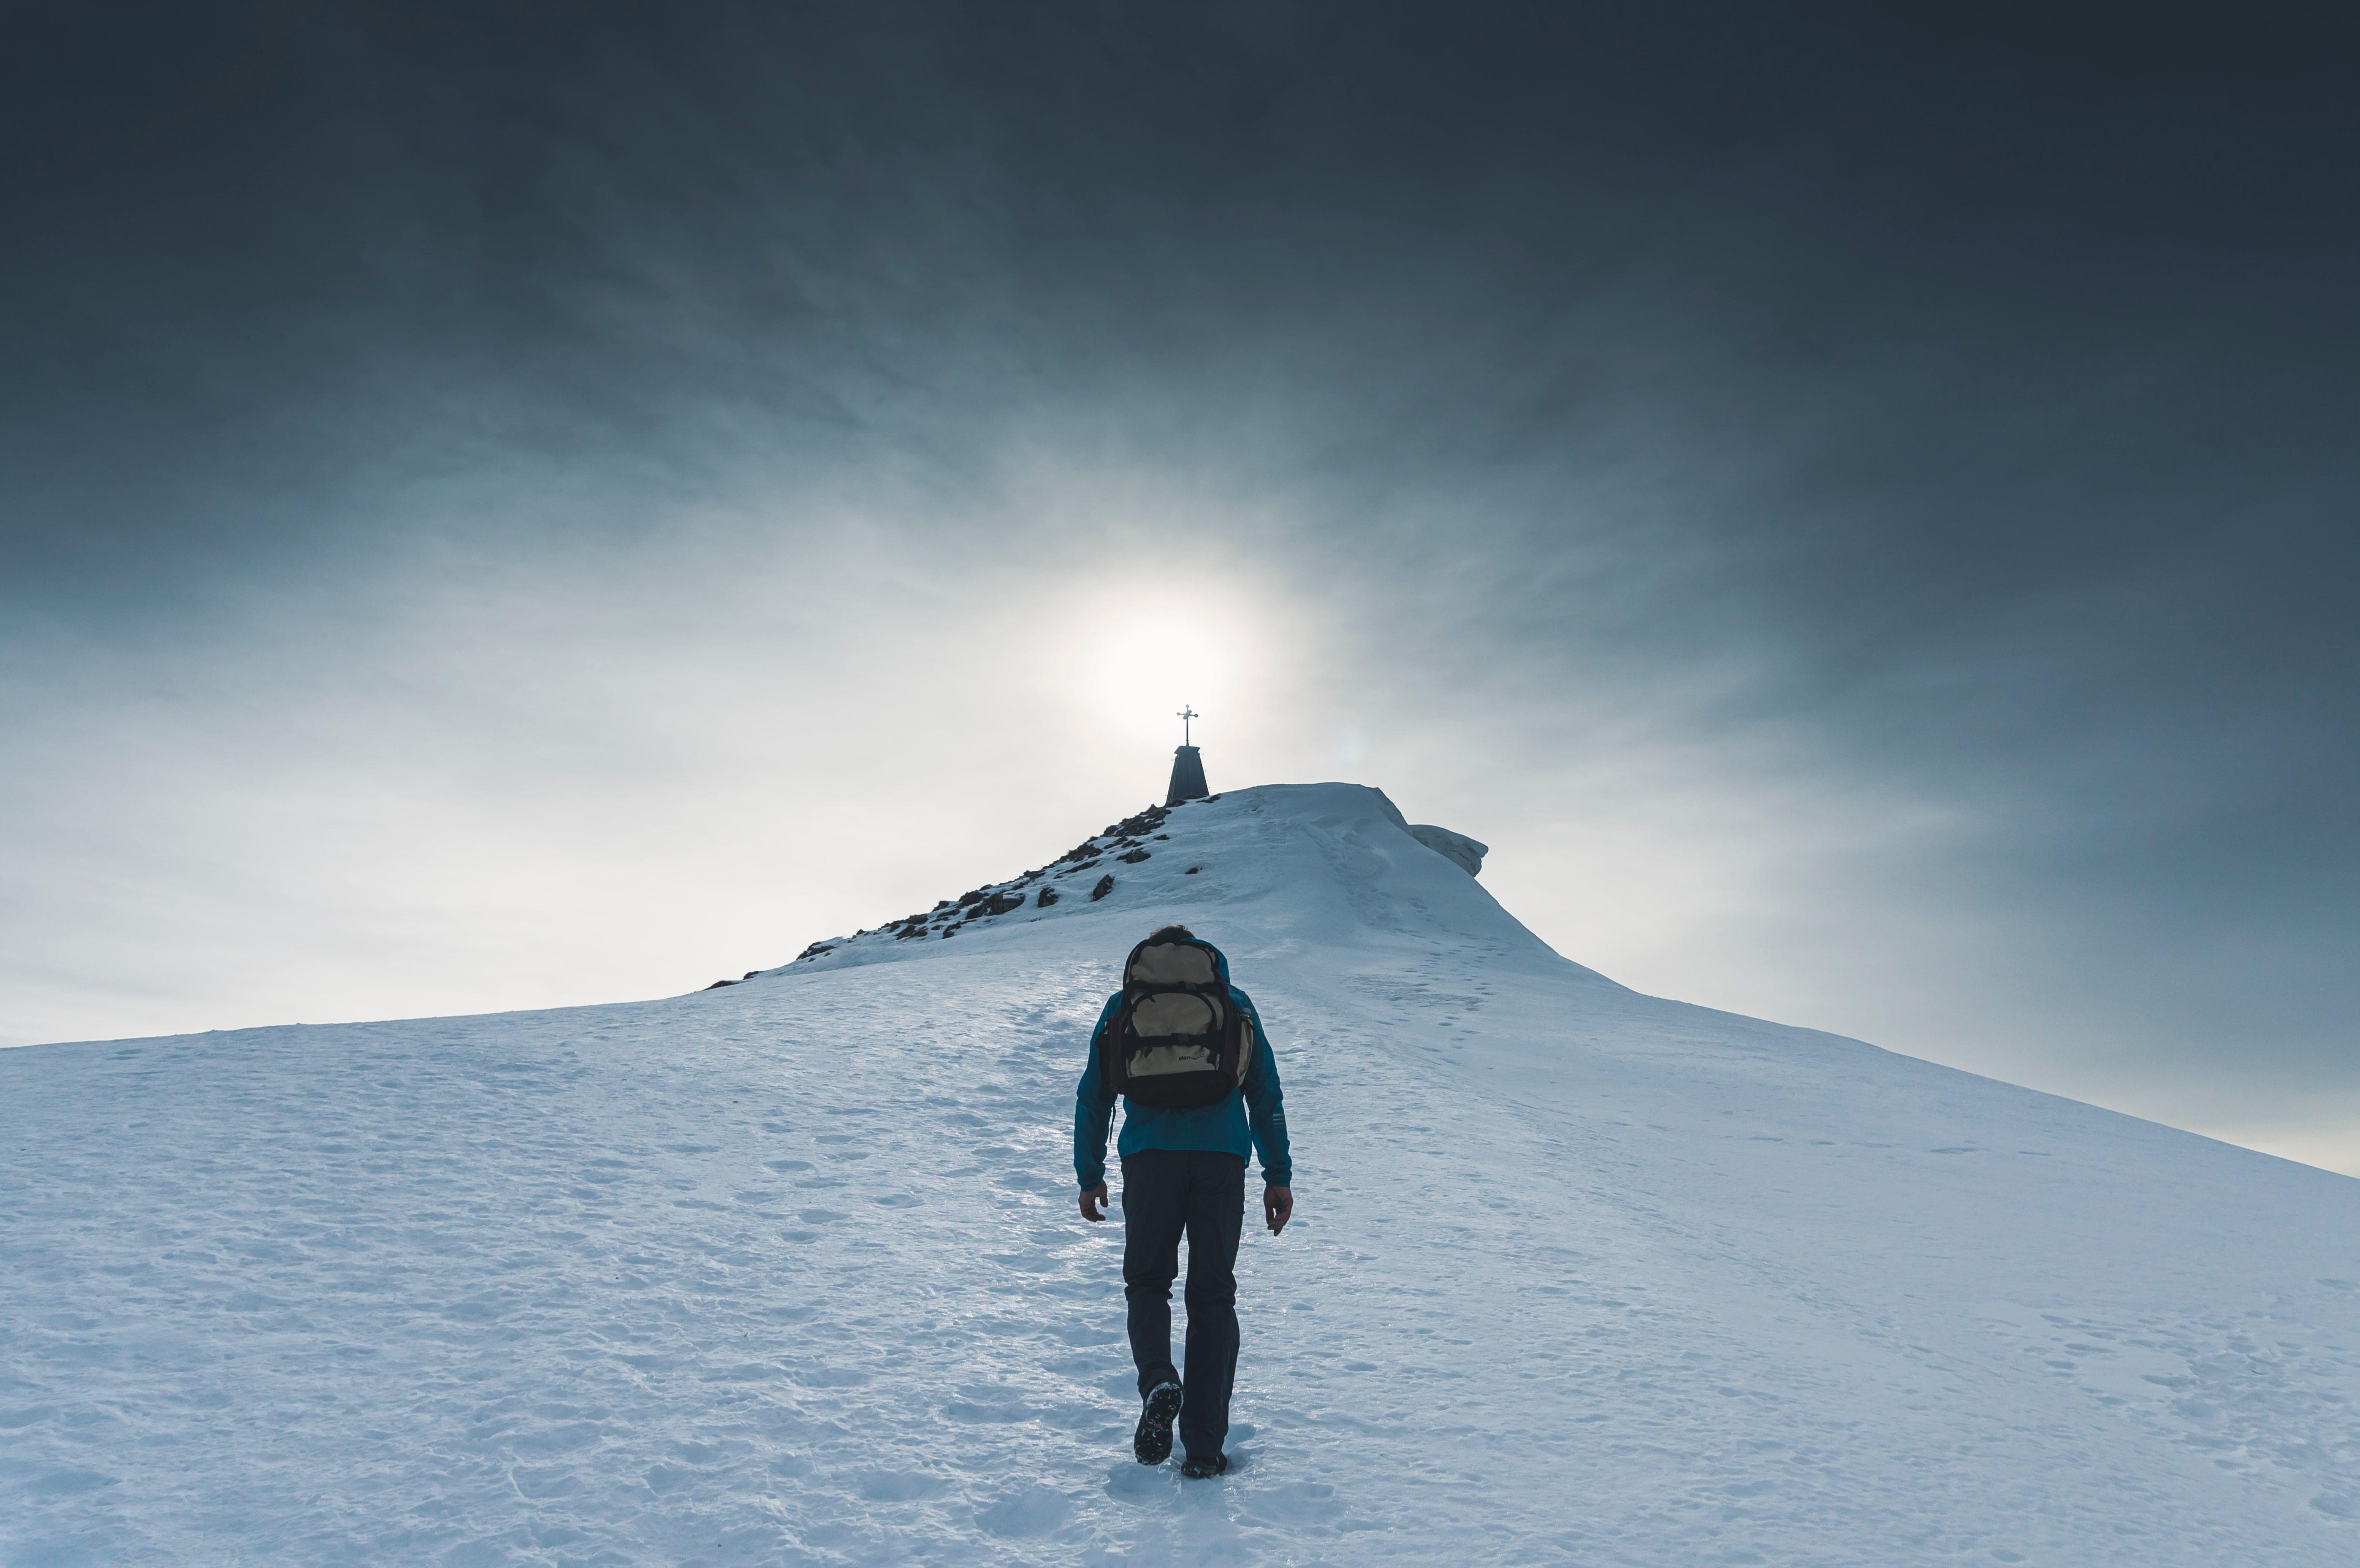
1406, 823, 1487, 876
5, 782, 2359, 1565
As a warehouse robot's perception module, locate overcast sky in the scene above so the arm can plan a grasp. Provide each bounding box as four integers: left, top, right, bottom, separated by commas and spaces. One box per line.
5, 3, 2356, 1170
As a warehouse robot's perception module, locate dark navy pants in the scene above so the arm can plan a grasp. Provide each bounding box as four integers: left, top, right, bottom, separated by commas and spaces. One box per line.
1120, 1149, 1246, 1460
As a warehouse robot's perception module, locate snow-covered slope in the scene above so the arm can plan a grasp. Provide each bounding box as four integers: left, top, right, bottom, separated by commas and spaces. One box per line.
6, 783, 2358, 1565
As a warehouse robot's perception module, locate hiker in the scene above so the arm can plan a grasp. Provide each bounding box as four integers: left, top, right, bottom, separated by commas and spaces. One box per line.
1075, 923, 1294, 1479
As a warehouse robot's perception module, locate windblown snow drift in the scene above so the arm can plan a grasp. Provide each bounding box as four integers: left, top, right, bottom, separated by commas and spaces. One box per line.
5, 783, 2357, 1565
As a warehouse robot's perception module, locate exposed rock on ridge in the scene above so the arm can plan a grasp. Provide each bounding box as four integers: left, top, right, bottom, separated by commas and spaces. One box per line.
700, 799, 1203, 986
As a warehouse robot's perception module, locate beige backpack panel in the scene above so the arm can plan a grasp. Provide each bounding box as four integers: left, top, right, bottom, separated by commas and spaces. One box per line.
1126, 942, 1220, 987
1130, 991, 1220, 1038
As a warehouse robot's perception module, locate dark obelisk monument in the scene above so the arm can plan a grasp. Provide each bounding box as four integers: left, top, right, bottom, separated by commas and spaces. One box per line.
1166, 704, 1209, 807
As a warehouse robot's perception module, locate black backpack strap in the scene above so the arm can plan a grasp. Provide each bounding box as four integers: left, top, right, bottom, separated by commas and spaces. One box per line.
1100, 990, 1126, 1094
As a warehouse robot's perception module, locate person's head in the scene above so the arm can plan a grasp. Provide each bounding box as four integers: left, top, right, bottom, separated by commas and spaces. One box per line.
1146, 924, 1195, 945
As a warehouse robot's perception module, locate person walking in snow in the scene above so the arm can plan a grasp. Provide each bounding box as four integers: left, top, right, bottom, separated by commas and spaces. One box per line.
1075, 923, 1293, 1479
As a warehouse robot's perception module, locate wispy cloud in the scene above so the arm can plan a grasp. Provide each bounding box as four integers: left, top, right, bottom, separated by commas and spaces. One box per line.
4, 3, 2355, 1169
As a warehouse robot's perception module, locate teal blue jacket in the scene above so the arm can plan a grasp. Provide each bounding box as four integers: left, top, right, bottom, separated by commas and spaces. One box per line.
1073, 983, 1293, 1190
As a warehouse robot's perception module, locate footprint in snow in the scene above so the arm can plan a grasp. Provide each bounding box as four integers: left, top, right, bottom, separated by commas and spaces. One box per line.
975, 1485, 1074, 1538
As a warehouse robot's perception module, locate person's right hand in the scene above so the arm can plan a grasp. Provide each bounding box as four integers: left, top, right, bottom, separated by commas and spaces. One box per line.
1079, 1183, 1109, 1222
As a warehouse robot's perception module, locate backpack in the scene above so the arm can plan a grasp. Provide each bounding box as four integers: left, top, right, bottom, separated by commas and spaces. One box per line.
1103, 936, 1252, 1109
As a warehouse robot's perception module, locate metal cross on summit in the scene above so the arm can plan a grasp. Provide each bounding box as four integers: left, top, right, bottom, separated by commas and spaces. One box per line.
1166, 705, 1210, 806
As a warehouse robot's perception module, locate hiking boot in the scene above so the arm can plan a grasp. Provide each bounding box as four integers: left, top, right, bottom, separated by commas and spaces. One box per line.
1132, 1382, 1183, 1465
1180, 1452, 1229, 1479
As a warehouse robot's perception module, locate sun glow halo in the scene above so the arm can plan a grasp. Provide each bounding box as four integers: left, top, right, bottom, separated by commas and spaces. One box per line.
1088, 615, 1234, 743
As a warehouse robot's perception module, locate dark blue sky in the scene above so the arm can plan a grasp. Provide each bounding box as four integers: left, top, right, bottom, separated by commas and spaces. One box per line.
5, 3, 2356, 1167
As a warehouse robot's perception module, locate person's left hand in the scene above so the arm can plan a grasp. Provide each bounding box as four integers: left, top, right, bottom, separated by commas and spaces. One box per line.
1264, 1184, 1293, 1236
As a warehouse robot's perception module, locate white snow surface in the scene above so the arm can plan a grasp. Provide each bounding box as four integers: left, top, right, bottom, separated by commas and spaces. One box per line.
6, 782, 2360, 1565
1405, 823, 1487, 876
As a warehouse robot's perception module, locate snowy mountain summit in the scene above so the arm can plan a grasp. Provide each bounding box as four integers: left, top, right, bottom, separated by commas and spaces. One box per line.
735, 784, 1522, 985
6, 783, 2359, 1565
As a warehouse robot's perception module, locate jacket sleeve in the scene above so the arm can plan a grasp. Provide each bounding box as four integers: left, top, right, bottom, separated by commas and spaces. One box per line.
1073, 995, 1120, 1190
1237, 992, 1294, 1186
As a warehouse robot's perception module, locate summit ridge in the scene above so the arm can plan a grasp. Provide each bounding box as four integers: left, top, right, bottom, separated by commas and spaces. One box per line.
716, 783, 1538, 987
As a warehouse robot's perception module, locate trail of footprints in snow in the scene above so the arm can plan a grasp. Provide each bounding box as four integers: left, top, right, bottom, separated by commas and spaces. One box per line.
1972, 1297, 2360, 1513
